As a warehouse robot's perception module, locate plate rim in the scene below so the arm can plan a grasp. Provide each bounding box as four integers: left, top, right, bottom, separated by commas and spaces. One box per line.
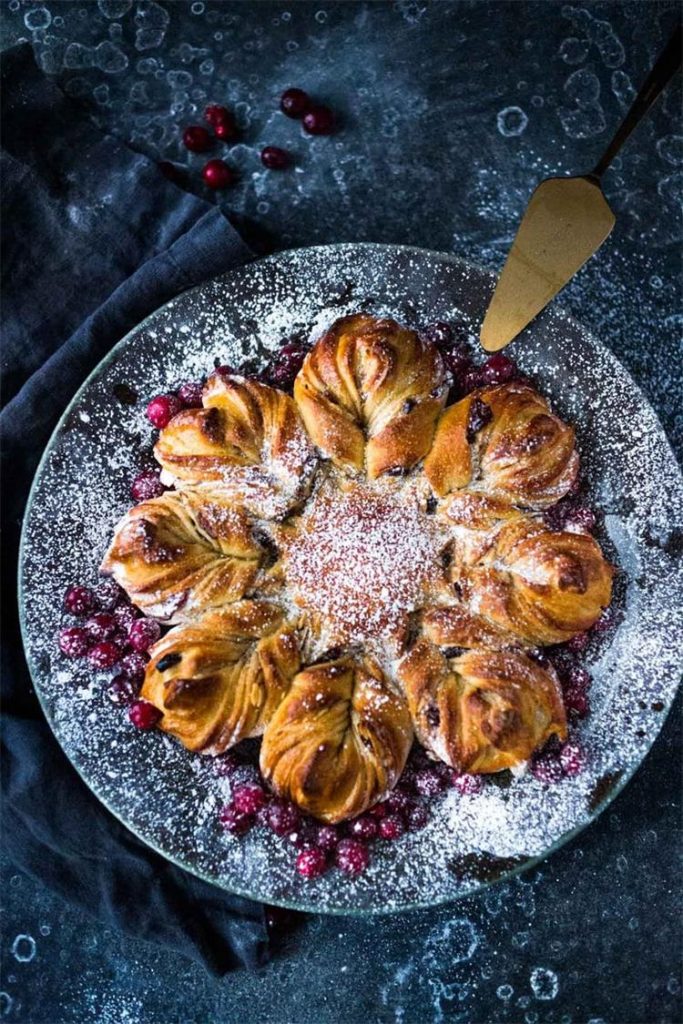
18, 241, 683, 916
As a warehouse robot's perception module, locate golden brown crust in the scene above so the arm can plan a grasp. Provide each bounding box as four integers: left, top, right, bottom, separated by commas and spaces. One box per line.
294, 314, 446, 478
424, 382, 579, 507
398, 641, 567, 772
260, 655, 413, 822
140, 602, 301, 753
100, 492, 265, 622
154, 374, 317, 518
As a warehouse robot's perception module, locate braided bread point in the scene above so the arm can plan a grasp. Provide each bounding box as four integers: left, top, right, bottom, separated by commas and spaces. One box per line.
424, 381, 579, 507
100, 492, 268, 622
294, 314, 447, 479
467, 518, 613, 646
398, 641, 567, 772
154, 374, 317, 519
140, 602, 301, 754
260, 654, 413, 823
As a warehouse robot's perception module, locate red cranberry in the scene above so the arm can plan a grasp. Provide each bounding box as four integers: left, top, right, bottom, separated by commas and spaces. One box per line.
261, 146, 290, 170
296, 847, 328, 879
146, 394, 182, 430
414, 768, 446, 798
349, 815, 378, 841
214, 364, 235, 377
265, 800, 301, 837
302, 105, 334, 135
129, 699, 162, 730
420, 321, 454, 349
481, 353, 518, 384
202, 159, 235, 189
367, 802, 388, 819
58, 626, 91, 658
335, 838, 370, 876
128, 618, 161, 652
107, 674, 139, 706
316, 824, 341, 852
177, 381, 204, 407
182, 125, 212, 152
280, 87, 310, 118
385, 790, 412, 814
219, 802, 253, 835
592, 609, 613, 633
405, 803, 429, 831
87, 640, 121, 670
466, 397, 493, 443
120, 651, 149, 684
452, 773, 484, 796
205, 104, 231, 126
564, 631, 590, 654
565, 506, 597, 533
64, 585, 95, 616
94, 578, 122, 611
213, 752, 241, 777
531, 752, 563, 784
232, 783, 267, 815
564, 687, 590, 719
378, 814, 404, 840
131, 470, 165, 503
214, 116, 238, 142
113, 603, 140, 630
559, 741, 585, 777
463, 367, 486, 393
85, 612, 118, 642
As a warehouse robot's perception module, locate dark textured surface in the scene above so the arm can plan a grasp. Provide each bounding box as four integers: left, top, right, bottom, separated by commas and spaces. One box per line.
1, 2, 681, 1022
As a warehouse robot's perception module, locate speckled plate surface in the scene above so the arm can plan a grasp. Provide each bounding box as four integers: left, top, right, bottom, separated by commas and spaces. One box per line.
19, 243, 683, 914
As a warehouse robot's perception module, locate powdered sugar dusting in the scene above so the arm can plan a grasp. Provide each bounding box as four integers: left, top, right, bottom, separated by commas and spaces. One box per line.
19, 244, 683, 913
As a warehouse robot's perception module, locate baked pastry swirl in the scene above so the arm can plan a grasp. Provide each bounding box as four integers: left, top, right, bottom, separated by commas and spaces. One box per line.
102, 313, 613, 822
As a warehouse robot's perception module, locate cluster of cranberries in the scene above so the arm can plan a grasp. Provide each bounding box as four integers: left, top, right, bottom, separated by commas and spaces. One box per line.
57, 580, 162, 730
216, 747, 483, 881
167, 87, 335, 191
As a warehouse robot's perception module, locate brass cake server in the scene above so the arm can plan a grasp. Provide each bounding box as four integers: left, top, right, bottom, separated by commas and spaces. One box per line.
480, 26, 682, 353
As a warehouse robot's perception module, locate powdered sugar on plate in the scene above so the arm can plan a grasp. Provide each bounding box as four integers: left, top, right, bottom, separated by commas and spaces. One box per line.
19, 244, 683, 914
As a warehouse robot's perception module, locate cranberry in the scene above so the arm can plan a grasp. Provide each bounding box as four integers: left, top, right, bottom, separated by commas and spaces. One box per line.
565, 506, 597, 533
261, 146, 290, 170
442, 348, 472, 376
266, 349, 307, 389
296, 847, 328, 879
316, 824, 341, 852
85, 612, 118, 642
480, 353, 518, 384
128, 618, 161, 652
182, 125, 212, 152
146, 394, 182, 430
120, 651, 149, 684
367, 803, 388, 819
87, 640, 121, 670
232, 783, 267, 815
177, 381, 204, 408
131, 469, 165, 503
414, 768, 446, 797
58, 626, 91, 658
335, 838, 370, 876
592, 609, 613, 634
64, 585, 95, 617
564, 631, 590, 654
466, 397, 493, 443
205, 104, 231, 126
385, 790, 412, 814
405, 803, 429, 831
214, 364, 235, 377
452, 773, 484, 796
214, 116, 238, 142
107, 674, 139, 706
531, 752, 563, 785
564, 687, 590, 719
113, 603, 140, 631
219, 802, 253, 835
420, 321, 454, 349
567, 666, 592, 691
202, 158, 235, 189
349, 815, 378, 841
213, 752, 241, 777
378, 814, 404, 840
280, 87, 310, 118
265, 800, 301, 837
94, 578, 122, 611
559, 741, 585, 777
302, 105, 334, 135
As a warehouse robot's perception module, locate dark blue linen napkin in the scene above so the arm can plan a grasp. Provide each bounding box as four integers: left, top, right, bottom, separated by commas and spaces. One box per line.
0, 44, 269, 974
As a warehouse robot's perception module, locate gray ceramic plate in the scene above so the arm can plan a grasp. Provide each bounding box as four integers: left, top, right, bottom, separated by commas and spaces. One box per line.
19, 244, 683, 914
